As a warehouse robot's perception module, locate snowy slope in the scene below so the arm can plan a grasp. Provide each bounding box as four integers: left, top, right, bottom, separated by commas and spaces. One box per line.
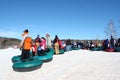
0, 48, 120, 80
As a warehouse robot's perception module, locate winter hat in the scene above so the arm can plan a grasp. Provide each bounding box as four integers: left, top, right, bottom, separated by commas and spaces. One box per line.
24, 29, 28, 33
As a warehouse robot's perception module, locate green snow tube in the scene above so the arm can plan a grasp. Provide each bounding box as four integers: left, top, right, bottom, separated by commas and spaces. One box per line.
12, 55, 21, 63
115, 47, 120, 52
72, 47, 80, 50
59, 49, 65, 54
12, 48, 54, 63
97, 47, 103, 51
90, 47, 98, 51
37, 48, 54, 62
12, 57, 43, 72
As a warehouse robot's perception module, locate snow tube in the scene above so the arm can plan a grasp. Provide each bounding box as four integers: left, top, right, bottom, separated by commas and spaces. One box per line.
90, 48, 98, 51
12, 55, 21, 63
97, 47, 103, 51
72, 47, 80, 50
37, 48, 54, 62
59, 49, 65, 54
81, 47, 86, 50
12, 48, 54, 63
115, 47, 120, 52
12, 57, 43, 72
106, 48, 114, 52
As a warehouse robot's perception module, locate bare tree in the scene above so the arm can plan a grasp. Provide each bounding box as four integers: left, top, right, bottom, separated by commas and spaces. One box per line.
104, 20, 117, 38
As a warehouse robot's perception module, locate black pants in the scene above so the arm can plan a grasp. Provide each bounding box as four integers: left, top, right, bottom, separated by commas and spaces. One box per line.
32, 52, 35, 57
21, 49, 31, 60
111, 44, 115, 48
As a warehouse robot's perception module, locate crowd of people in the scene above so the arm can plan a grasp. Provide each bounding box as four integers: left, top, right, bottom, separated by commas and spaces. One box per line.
19, 29, 64, 60
64, 36, 120, 51
19, 29, 120, 60
20, 29, 52, 60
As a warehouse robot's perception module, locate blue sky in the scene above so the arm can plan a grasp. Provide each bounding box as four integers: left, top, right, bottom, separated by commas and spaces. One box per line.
0, 0, 120, 40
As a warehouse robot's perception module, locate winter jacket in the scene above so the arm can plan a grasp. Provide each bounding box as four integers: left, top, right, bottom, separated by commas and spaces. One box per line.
20, 33, 32, 50
40, 39, 46, 50
30, 45, 37, 52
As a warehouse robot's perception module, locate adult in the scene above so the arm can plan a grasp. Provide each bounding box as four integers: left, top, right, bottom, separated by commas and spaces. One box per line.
86, 41, 90, 49
118, 38, 120, 47
110, 36, 115, 48
46, 34, 52, 48
53, 35, 60, 54
66, 39, 72, 51
20, 29, 32, 60
89, 41, 95, 49
103, 39, 109, 50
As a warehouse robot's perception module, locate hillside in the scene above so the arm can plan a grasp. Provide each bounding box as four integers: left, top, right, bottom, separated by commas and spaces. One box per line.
0, 37, 104, 49
0, 37, 21, 49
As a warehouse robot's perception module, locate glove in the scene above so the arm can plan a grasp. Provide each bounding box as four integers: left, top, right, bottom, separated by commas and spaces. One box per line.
20, 48, 23, 51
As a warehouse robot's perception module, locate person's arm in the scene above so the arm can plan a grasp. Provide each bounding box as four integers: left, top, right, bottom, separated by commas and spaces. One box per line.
20, 34, 28, 48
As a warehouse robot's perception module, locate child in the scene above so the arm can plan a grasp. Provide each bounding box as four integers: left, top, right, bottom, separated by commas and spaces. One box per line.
30, 42, 37, 57
37, 37, 46, 56
40, 37, 46, 50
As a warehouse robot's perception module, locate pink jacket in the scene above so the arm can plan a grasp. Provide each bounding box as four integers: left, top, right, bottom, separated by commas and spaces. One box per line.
40, 39, 46, 50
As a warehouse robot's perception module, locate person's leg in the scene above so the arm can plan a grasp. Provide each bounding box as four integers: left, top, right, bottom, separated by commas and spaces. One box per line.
41, 49, 46, 55
24, 50, 31, 59
32, 52, 35, 57
21, 49, 30, 60
65, 45, 68, 51
68, 45, 72, 50
20, 49, 25, 60
37, 50, 41, 56
68, 45, 71, 50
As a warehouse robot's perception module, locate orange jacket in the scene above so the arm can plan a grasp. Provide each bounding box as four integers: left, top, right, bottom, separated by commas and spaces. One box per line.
23, 37, 32, 50
20, 32, 32, 50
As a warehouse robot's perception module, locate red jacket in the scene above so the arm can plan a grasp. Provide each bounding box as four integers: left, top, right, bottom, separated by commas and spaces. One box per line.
31, 44, 37, 52
59, 40, 64, 49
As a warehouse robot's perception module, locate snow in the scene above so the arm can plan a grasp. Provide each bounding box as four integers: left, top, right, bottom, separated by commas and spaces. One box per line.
0, 48, 120, 80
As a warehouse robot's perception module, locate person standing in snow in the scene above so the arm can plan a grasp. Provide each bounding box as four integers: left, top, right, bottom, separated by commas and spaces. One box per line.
110, 36, 115, 48
66, 39, 72, 51
118, 38, 120, 47
103, 39, 109, 50
20, 29, 32, 60
46, 34, 52, 48
90, 41, 94, 49
53, 35, 60, 54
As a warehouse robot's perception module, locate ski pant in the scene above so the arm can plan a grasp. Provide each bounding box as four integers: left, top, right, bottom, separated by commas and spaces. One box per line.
21, 49, 31, 60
